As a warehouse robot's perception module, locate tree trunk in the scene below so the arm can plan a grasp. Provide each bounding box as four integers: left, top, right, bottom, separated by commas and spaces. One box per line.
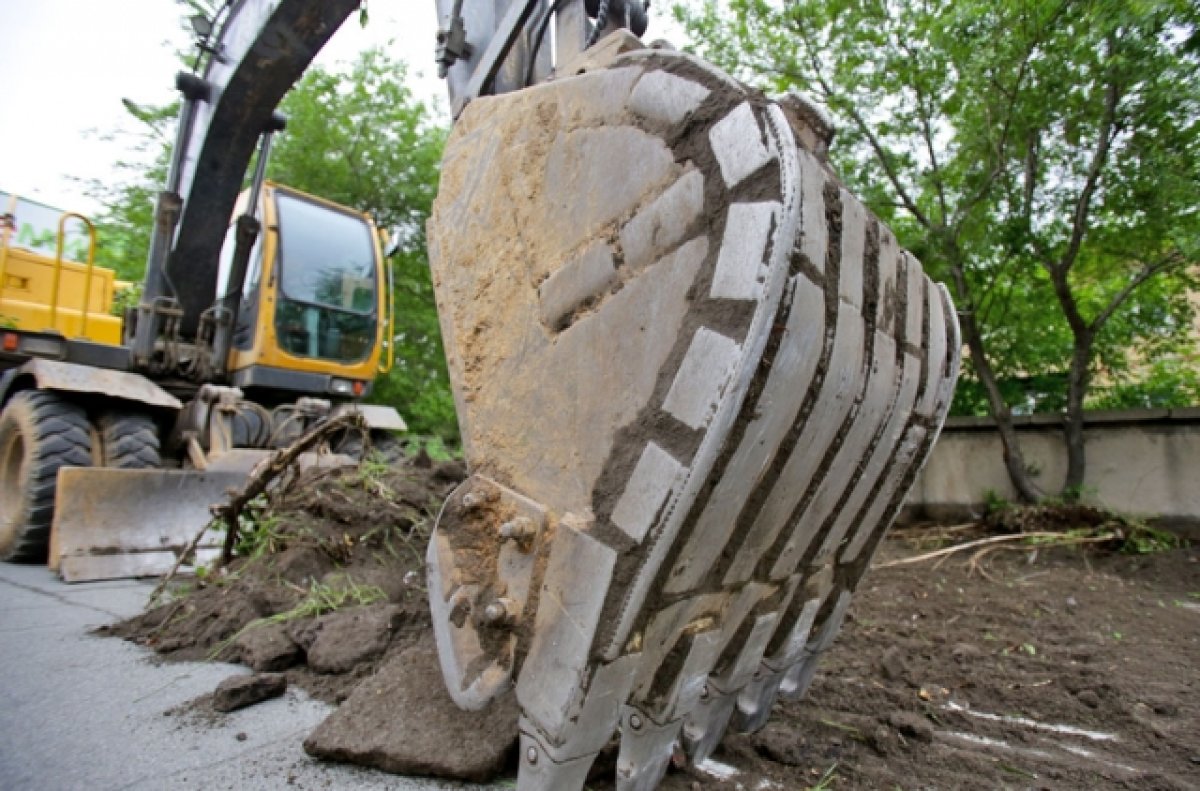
944, 253, 1044, 503
959, 310, 1045, 503
1062, 334, 1093, 498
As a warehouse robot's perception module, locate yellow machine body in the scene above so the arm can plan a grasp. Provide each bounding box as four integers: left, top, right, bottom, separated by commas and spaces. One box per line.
225, 182, 392, 387
0, 183, 391, 388
0, 220, 123, 346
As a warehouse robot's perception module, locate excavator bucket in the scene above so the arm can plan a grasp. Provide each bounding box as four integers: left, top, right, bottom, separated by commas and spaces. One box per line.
425, 41, 959, 790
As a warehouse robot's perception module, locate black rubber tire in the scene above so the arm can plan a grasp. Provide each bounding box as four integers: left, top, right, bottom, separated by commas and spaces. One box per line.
334, 429, 405, 463
95, 411, 161, 469
0, 391, 93, 562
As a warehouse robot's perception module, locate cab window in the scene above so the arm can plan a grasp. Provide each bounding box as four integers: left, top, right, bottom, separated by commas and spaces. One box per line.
273, 193, 377, 364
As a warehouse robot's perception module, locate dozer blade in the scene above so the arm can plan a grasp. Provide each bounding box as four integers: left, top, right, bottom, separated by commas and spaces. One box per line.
426, 40, 959, 791
50, 467, 248, 583
51, 449, 358, 583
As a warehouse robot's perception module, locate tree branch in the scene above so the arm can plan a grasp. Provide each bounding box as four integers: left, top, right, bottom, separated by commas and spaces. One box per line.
789, 21, 934, 229
1088, 251, 1188, 333
951, 0, 1072, 232
1056, 39, 1122, 278
896, 35, 950, 226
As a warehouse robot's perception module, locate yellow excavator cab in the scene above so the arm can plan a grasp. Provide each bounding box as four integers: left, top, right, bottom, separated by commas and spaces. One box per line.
222, 182, 391, 394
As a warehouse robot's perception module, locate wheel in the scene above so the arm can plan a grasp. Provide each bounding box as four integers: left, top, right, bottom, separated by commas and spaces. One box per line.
333, 429, 405, 463
94, 411, 161, 469
0, 391, 93, 562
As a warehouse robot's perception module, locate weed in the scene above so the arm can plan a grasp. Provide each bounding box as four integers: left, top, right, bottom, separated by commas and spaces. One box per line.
1118, 522, 1181, 555
998, 763, 1037, 779
983, 489, 1012, 516
818, 718, 865, 742
209, 578, 387, 660
1058, 483, 1097, 503
402, 434, 459, 462
808, 762, 839, 790
229, 496, 289, 560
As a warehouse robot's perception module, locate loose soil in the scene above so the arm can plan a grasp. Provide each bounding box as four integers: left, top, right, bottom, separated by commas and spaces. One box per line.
102, 456, 464, 708
105, 462, 1200, 790
656, 534, 1200, 791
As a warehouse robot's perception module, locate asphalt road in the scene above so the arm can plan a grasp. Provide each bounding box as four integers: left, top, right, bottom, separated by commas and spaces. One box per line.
0, 562, 492, 791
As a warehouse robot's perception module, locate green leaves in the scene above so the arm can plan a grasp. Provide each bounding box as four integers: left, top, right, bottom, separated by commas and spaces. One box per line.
679, 0, 1199, 418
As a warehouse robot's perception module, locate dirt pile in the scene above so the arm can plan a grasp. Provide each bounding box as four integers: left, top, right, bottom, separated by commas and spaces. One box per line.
105, 461, 1199, 789
102, 455, 518, 779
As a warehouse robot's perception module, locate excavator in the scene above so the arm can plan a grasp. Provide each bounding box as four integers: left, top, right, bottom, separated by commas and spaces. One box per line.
0, 148, 406, 577
2, 1, 959, 789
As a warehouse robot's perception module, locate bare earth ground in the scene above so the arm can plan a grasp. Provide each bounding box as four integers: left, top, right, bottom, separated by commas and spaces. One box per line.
105, 461, 1200, 790
660, 538, 1200, 791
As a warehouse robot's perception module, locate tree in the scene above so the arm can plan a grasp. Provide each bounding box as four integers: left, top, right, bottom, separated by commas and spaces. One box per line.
677, 0, 1200, 500
86, 46, 457, 444
85, 101, 175, 282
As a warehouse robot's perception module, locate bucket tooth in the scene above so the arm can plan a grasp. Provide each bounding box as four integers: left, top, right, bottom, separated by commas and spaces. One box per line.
731, 669, 786, 735
778, 588, 853, 702
681, 684, 737, 765
615, 707, 682, 791
516, 729, 597, 791
427, 43, 960, 791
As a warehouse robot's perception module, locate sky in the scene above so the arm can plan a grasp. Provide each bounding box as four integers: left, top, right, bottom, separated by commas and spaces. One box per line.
0, 0, 444, 215
0, 1, 685, 217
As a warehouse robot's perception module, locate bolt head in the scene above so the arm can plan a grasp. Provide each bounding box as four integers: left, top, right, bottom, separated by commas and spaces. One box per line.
525, 746, 538, 765
499, 517, 537, 542
629, 713, 643, 730
700, 684, 710, 700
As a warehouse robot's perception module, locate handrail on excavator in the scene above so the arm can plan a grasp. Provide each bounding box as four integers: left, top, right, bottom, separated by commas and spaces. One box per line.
0, 193, 18, 318
48, 212, 98, 337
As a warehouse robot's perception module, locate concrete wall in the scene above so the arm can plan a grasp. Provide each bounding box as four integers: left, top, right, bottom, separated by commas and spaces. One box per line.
907, 407, 1200, 526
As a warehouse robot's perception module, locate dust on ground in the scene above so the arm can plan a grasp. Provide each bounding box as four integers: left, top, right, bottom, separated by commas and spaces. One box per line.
104, 461, 1200, 790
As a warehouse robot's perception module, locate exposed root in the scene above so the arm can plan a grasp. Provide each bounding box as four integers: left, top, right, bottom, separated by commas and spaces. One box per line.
873, 532, 1097, 570
215, 412, 366, 563
147, 413, 366, 605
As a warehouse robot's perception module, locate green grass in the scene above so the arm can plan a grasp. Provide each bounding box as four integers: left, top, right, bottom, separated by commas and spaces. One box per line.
209, 578, 387, 660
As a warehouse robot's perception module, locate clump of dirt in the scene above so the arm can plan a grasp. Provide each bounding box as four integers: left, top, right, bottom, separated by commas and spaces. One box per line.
102, 456, 464, 708
984, 500, 1126, 534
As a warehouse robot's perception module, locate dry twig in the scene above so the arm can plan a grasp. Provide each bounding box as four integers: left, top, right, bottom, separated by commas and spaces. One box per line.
216, 412, 366, 562
873, 531, 1117, 570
